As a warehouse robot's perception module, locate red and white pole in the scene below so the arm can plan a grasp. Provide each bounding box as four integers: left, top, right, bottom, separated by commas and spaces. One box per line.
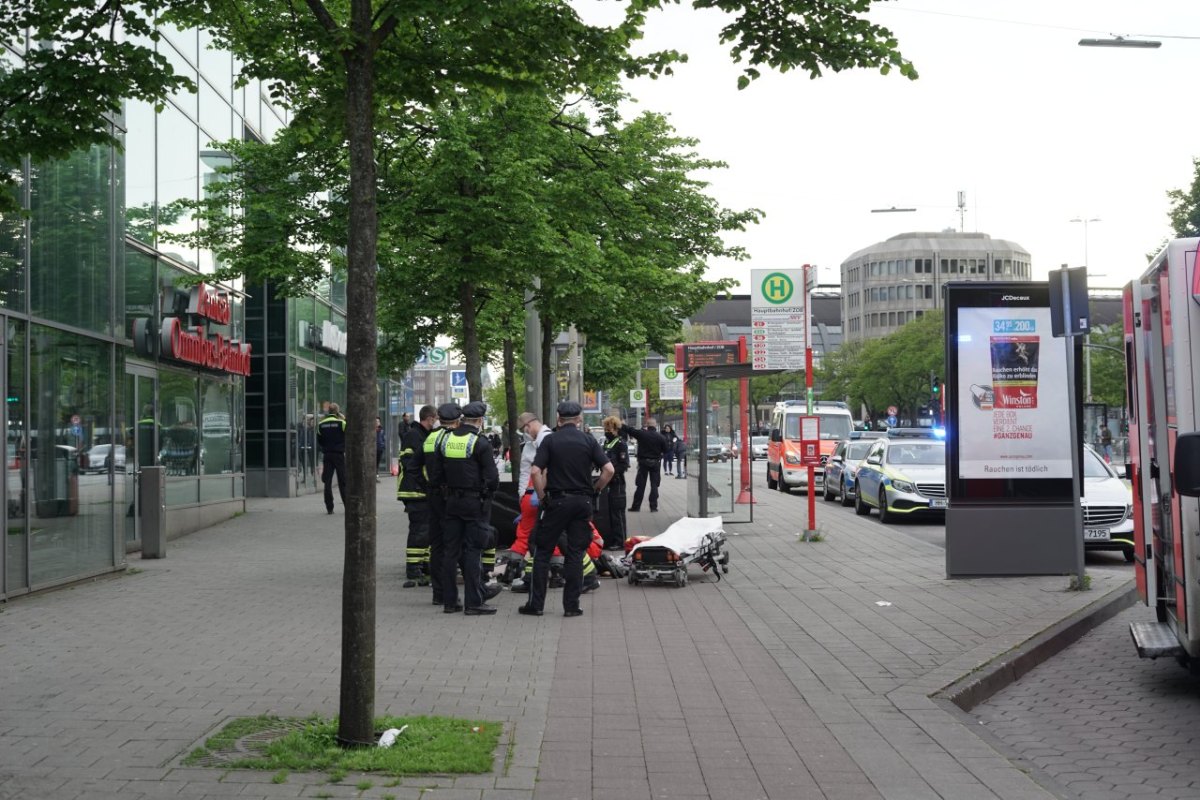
804, 265, 817, 538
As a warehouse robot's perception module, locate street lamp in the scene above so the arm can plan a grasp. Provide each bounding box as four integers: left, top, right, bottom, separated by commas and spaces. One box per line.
1069, 217, 1101, 267
1079, 36, 1161, 49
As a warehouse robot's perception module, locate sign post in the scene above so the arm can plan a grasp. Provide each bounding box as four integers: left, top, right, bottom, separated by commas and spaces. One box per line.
800, 414, 820, 539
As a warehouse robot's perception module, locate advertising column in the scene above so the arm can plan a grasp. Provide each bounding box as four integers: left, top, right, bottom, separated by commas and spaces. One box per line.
945, 284, 1081, 576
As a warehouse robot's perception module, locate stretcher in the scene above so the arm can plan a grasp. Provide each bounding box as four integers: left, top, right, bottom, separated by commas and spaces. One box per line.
627, 516, 730, 587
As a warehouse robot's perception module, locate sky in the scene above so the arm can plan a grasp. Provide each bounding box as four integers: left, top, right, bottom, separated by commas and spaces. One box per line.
576, 0, 1200, 293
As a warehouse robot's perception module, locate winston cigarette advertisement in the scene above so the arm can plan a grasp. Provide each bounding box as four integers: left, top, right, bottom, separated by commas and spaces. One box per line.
956, 307, 1071, 479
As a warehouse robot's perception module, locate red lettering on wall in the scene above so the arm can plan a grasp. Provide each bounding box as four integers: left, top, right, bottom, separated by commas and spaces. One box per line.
187, 282, 232, 325
160, 317, 252, 376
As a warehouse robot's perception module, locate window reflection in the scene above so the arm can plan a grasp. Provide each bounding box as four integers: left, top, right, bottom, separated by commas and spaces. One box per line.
29, 326, 114, 585
124, 99, 157, 245
157, 104, 198, 268
160, 370, 199, 476
0, 159, 25, 311
30, 144, 114, 333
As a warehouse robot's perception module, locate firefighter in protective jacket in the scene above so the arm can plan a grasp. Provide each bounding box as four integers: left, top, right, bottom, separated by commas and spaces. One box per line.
396, 405, 437, 587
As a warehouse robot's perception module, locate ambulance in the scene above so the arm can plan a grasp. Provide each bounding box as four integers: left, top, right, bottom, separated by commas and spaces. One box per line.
1124, 237, 1200, 667
765, 400, 854, 493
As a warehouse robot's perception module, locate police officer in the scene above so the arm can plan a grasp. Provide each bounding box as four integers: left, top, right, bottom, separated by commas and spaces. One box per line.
432, 401, 499, 615
622, 417, 668, 512
601, 415, 629, 549
396, 405, 436, 587
317, 402, 347, 514
519, 401, 614, 618
416, 403, 462, 606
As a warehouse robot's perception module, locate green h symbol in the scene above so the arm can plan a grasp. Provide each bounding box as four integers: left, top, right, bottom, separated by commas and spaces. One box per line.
762, 273, 793, 304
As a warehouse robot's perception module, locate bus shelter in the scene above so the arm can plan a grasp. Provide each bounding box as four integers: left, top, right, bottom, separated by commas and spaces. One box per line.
683, 363, 782, 522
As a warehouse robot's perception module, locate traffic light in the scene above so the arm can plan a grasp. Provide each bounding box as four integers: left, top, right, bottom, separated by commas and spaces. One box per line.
931, 375, 940, 398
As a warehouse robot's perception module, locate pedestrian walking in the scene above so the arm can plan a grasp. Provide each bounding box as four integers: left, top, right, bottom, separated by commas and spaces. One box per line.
375, 417, 386, 481
661, 424, 677, 475
429, 401, 500, 616
674, 434, 688, 478
601, 415, 629, 549
519, 401, 614, 618
316, 402, 346, 514
622, 417, 668, 512
396, 405, 436, 588
416, 403, 462, 606
1099, 423, 1114, 462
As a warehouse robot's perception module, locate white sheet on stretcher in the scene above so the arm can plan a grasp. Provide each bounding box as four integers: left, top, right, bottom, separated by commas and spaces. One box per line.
629, 516, 724, 558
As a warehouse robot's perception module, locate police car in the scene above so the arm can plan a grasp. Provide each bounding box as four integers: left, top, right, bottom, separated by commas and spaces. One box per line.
853, 437, 947, 522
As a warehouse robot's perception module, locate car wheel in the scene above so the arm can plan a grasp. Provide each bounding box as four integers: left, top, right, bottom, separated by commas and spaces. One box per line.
840, 481, 854, 507
766, 468, 777, 490
854, 487, 870, 516
1124, 547, 1135, 564
778, 475, 789, 494
878, 488, 894, 524
822, 477, 834, 501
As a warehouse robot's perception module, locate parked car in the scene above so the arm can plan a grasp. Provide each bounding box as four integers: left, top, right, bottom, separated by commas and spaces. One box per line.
1082, 444, 1134, 562
823, 439, 875, 507
706, 436, 731, 462
84, 444, 126, 473
853, 438, 947, 522
750, 436, 768, 460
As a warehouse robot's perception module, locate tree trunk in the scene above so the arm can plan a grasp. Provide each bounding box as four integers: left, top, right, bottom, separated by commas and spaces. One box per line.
503, 336, 519, 491
460, 280, 481, 401
540, 315, 554, 422
337, 0, 377, 749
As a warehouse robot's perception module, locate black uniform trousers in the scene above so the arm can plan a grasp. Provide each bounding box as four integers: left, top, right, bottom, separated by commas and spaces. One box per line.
322, 452, 347, 511
529, 494, 592, 613
427, 492, 446, 604
403, 501, 431, 579
441, 495, 487, 610
603, 473, 627, 548
630, 458, 661, 510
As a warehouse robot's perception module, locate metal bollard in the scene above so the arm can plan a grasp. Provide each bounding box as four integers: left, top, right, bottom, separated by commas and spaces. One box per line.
140, 466, 167, 559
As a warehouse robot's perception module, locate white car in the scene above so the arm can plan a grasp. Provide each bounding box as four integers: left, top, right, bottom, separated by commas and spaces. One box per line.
84, 444, 126, 473
1082, 444, 1134, 562
750, 436, 768, 460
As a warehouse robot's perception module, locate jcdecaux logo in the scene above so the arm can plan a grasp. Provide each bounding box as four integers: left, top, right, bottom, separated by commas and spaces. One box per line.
761, 272, 794, 305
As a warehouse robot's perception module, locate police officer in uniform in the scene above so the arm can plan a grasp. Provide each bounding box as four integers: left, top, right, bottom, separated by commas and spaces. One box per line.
396, 405, 437, 587
622, 417, 668, 512
431, 401, 499, 615
519, 401, 614, 618
415, 403, 461, 606
600, 415, 629, 549
317, 402, 347, 514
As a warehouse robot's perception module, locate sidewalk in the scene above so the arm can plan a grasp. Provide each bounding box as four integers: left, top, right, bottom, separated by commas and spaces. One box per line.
0, 467, 1131, 800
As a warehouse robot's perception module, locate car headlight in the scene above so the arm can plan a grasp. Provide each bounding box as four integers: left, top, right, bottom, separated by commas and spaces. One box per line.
846, 467, 858, 478
890, 479, 916, 493
785, 453, 801, 465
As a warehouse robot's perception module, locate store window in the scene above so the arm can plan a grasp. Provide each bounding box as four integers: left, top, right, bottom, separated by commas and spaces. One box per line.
160, 370, 199, 477
200, 377, 238, 475
28, 326, 114, 585
30, 144, 114, 334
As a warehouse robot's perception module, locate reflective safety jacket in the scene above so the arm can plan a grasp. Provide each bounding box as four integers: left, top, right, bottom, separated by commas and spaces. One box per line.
317, 414, 346, 453
396, 422, 431, 502
604, 433, 629, 473
438, 425, 498, 494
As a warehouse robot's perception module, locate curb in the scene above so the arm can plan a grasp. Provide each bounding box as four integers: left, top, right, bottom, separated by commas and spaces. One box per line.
937, 581, 1138, 711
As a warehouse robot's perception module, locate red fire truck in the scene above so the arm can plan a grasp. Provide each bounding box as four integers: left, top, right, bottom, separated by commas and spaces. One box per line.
1125, 237, 1200, 667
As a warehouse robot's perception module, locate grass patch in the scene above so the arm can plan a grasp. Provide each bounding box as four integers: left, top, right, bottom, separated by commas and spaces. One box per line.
186, 715, 500, 776
271, 770, 288, 784
356, 779, 373, 790
1068, 573, 1092, 591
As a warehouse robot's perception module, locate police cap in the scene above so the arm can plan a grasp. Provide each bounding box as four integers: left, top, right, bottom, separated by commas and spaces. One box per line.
557, 400, 583, 418
462, 401, 488, 419
437, 402, 463, 421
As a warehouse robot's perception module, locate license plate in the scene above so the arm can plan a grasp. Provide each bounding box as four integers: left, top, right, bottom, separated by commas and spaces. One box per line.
1084, 527, 1111, 540
929, 498, 947, 509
